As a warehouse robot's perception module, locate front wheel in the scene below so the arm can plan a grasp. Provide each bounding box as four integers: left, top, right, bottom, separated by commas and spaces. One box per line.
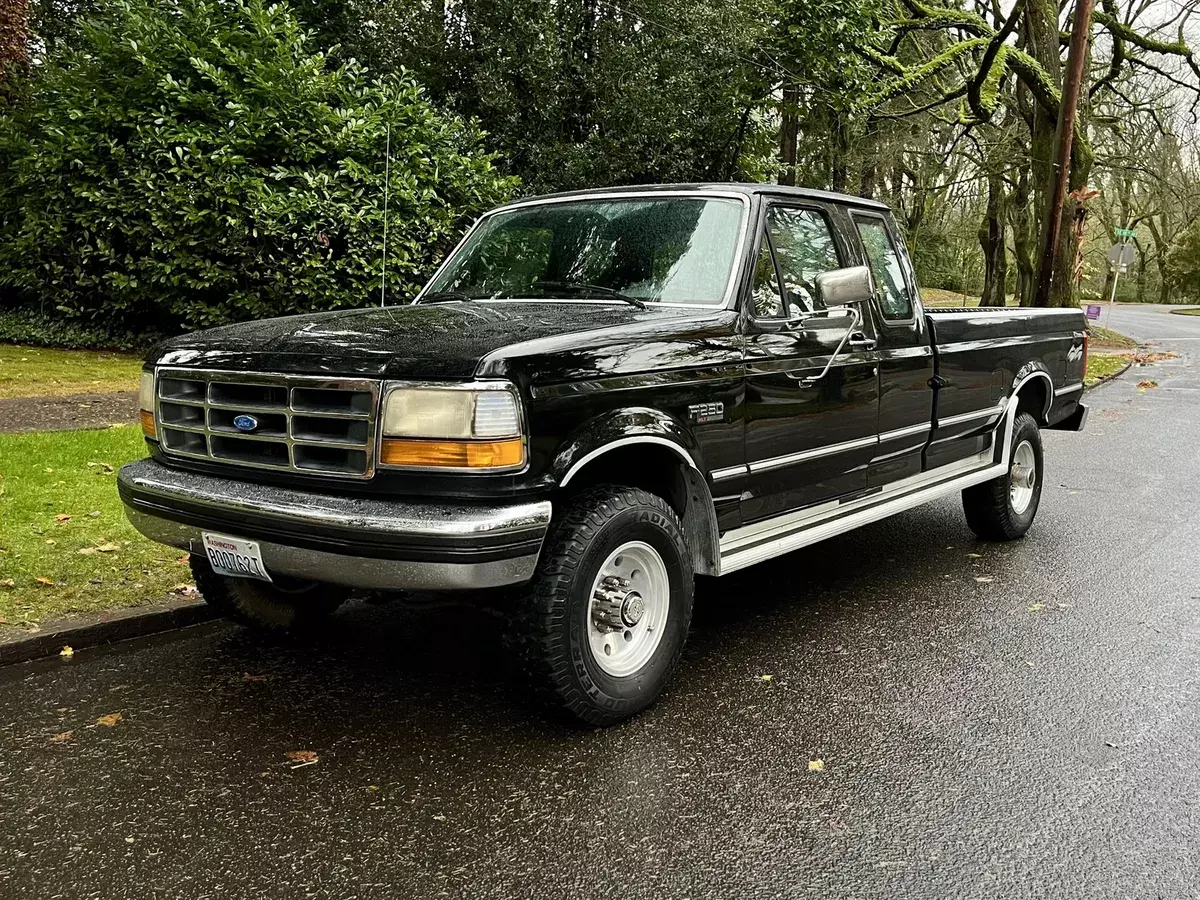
190, 555, 349, 632
962, 411, 1044, 541
515, 486, 694, 726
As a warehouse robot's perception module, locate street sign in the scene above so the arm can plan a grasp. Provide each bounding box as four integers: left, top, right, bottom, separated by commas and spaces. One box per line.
1086, 304, 1101, 320
1107, 243, 1136, 267
1115, 227, 1137, 239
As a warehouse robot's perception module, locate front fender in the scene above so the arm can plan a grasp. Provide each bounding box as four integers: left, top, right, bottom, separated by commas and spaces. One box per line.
551, 407, 704, 487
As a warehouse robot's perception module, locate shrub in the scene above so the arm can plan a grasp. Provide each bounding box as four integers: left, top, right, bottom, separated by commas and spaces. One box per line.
0, 0, 515, 332
0, 308, 161, 351
1166, 218, 1200, 301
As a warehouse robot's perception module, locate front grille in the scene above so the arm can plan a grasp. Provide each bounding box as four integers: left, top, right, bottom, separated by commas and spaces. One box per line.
155, 368, 381, 479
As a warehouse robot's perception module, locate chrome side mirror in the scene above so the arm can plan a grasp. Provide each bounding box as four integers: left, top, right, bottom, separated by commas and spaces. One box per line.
801, 267, 876, 385
815, 265, 874, 309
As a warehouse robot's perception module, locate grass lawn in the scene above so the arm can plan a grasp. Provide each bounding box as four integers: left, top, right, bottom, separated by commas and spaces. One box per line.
0, 426, 189, 629
1084, 353, 1132, 387
1170, 307, 1200, 316
1087, 324, 1137, 350
0, 344, 142, 399
921, 288, 1011, 307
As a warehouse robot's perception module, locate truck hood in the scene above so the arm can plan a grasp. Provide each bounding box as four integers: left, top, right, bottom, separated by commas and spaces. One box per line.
151, 302, 709, 380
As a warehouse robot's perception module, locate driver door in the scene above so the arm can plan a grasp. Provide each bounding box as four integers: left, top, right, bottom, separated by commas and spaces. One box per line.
741, 202, 880, 525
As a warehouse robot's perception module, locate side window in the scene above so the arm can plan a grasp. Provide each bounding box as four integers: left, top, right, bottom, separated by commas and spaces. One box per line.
854, 215, 913, 321
765, 206, 843, 317
750, 231, 784, 317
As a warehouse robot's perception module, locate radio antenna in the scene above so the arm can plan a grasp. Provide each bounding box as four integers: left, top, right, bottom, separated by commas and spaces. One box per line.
380, 122, 391, 308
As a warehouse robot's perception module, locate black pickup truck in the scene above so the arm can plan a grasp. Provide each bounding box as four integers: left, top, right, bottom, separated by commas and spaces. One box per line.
120, 184, 1088, 724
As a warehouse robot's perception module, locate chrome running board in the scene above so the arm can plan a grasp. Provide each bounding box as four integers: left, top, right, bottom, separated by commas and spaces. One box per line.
717, 391, 1027, 574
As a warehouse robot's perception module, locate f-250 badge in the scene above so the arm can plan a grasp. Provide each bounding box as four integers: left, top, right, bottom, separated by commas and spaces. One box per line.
688, 402, 725, 424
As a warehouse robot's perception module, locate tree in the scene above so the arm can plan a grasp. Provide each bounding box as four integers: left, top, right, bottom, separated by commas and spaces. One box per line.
0, 0, 30, 89
348, 0, 779, 192
0, 0, 514, 330
860, 0, 1200, 307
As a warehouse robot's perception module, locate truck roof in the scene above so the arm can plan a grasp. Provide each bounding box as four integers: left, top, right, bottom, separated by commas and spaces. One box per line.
505, 182, 892, 212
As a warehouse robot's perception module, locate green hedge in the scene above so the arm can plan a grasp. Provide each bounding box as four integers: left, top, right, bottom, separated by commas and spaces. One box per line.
0, 0, 515, 334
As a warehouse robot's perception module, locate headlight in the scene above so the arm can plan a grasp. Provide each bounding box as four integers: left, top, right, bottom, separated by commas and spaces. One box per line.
139, 370, 156, 439
379, 383, 524, 470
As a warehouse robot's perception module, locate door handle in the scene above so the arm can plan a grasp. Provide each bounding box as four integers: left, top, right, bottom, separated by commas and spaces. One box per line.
847, 332, 876, 350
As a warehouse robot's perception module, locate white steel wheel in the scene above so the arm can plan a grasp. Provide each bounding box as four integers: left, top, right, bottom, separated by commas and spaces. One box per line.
1010, 439, 1037, 515
586, 541, 670, 677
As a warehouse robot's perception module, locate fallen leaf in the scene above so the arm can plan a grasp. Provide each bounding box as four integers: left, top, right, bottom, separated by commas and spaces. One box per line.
50, 731, 74, 743
95, 712, 123, 727
808, 759, 825, 773
77, 547, 98, 556
171, 584, 198, 596
1137, 380, 1158, 390
176, 554, 190, 565
60, 645, 74, 658
95, 543, 120, 553
35, 576, 54, 586
54, 514, 71, 524
974, 576, 994, 583
432, 814, 447, 822
0, 578, 14, 588
967, 553, 983, 559
758, 674, 774, 682
285, 750, 318, 764
125, 836, 135, 844
243, 673, 270, 683
1028, 602, 1045, 613
367, 785, 380, 792
89, 510, 101, 518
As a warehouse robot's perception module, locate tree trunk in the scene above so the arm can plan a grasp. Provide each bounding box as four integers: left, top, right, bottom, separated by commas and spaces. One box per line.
1134, 242, 1147, 304
778, 83, 799, 186
1022, 0, 1097, 309
0, 0, 30, 88
830, 114, 850, 193
979, 172, 1009, 306
859, 120, 878, 198
1010, 165, 1036, 306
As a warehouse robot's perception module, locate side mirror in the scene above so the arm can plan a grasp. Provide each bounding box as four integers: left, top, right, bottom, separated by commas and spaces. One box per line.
815, 265, 874, 309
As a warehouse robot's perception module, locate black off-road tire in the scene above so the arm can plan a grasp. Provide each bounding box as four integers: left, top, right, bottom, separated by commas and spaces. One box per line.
514, 485, 694, 726
190, 555, 349, 632
962, 411, 1043, 541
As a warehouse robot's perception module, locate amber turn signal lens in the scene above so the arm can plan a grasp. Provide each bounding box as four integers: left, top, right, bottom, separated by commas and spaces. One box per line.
380, 438, 523, 469
139, 409, 157, 439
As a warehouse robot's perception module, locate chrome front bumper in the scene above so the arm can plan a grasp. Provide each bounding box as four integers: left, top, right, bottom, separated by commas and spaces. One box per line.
118, 459, 552, 591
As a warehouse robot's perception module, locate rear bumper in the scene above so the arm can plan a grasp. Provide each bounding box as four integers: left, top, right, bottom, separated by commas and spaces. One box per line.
118, 459, 551, 591
1048, 402, 1088, 432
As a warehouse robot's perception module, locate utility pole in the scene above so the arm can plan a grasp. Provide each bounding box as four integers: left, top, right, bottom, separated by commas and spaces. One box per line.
1032, 0, 1095, 308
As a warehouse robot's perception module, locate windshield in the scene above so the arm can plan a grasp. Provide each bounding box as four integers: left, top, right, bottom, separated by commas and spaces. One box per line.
423, 196, 745, 306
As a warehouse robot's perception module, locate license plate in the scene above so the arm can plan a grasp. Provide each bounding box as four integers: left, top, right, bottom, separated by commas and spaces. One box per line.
201, 532, 272, 582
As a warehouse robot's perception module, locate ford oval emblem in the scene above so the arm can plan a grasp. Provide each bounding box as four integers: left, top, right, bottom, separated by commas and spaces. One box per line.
233, 414, 259, 432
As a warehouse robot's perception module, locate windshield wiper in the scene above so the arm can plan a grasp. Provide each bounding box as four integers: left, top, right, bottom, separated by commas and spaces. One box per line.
416, 290, 475, 304
530, 280, 647, 310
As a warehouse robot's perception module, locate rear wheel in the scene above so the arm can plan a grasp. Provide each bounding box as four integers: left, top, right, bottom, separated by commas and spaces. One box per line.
962, 411, 1043, 541
190, 555, 349, 632
514, 485, 694, 726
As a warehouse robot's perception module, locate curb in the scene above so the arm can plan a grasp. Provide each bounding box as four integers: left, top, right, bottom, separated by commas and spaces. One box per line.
1084, 355, 1135, 392
0, 599, 219, 666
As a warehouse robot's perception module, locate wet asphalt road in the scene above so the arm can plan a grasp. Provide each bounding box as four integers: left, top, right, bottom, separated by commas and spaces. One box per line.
3, 306, 1199, 899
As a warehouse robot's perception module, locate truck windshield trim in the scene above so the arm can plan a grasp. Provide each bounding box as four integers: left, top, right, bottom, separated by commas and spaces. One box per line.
415, 191, 751, 310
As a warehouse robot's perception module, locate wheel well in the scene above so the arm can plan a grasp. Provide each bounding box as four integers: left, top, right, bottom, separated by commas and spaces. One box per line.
1013, 376, 1050, 425
559, 443, 720, 575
